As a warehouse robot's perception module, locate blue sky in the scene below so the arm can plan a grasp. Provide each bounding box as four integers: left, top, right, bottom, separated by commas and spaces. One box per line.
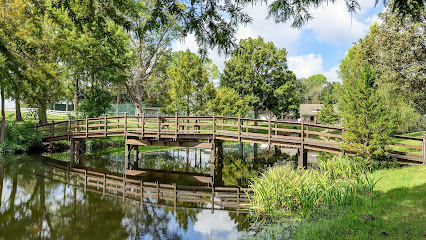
173, 1, 385, 83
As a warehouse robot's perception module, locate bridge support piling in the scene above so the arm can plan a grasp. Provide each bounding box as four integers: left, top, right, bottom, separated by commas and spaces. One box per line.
298, 148, 308, 169
70, 139, 85, 166
125, 144, 140, 170
210, 140, 224, 185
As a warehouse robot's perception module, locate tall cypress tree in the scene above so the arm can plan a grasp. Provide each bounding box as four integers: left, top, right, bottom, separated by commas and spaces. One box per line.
339, 64, 395, 161
318, 92, 339, 125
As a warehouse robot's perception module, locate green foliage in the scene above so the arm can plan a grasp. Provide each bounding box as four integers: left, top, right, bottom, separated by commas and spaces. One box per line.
163, 50, 217, 115
248, 156, 375, 218
339, 64, 395, 161
338, 7, 425, 133
318, 92, 339, 125
0, 122, 43, 154
77, 87, 114, 118
221, 37, 299, 118
319, 82, 342, 104
257, 0, 424, 28
206, 87, 249, 116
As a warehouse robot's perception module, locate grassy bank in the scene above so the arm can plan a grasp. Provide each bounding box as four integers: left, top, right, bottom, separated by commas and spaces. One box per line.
249, 164, 425, 239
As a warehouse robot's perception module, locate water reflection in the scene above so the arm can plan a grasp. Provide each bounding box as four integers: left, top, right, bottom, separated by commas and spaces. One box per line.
0, 156, 252, 239
83, 143, 288, 187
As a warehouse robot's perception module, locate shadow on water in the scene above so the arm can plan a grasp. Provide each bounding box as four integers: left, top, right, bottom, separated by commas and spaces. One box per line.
0, 144, 288, 239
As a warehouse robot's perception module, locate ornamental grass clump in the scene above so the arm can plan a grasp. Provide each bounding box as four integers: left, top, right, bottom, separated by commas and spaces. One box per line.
248, 156, 377, 218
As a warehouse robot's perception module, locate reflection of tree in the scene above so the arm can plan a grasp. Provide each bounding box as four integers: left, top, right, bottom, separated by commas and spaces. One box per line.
228, 211, 252, 232
221, 150, 286, 186
0, 156, 231, 239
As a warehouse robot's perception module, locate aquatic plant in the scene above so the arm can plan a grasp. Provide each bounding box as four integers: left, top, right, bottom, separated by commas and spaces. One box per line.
248, 156, 378, 218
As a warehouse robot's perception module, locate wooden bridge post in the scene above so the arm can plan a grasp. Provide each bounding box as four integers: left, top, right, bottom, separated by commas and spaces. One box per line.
298, 121, 307, 168
175, 113, 178, 140
268, 112, 271, 146
85, 116, 88, 138
157, 112, 161, 140
134, 145, 139, 169
125, 144, 130, 170
124, 112, 128, 139
221, 113, 224, 131
141, 113, 145, 139
210, 141, 216, 179
50, 121, 55, 141
68, 119, 71, 141
104, 115, 108, 137
423, 134, 426, 164
212, 113, 216, 140
238, 114, 241, 142
70, 139, 85, 166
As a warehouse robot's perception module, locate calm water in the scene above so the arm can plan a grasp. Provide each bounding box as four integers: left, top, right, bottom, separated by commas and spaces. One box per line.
0, 144, 287, 239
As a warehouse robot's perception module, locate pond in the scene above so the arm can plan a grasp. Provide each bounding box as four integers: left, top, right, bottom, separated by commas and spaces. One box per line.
0, 144, 288, 239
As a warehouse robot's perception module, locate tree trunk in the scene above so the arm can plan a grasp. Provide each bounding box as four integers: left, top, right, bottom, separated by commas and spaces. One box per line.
38, 103, 48, 125
15, 95, 23, 122
0, 86, 5, 142
73, 76, 79, 111
65, 100, 69, 112
116, 93, 120, 116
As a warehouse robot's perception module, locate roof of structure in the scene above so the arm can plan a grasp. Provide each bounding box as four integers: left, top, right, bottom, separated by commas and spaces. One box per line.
300, 104, 323, 116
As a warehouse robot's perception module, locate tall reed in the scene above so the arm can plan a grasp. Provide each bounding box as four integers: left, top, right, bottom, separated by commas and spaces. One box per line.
248, 156, 377, 218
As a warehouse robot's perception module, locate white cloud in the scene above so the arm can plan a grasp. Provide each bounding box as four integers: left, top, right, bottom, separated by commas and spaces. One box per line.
306, 1, 371, 45
288, 53, 324, 78
193, 210, 238, 235
288, 53, 340, 82
324, 66, 340, 82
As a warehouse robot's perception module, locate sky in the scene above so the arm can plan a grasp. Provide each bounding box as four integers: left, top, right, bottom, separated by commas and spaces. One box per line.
172, 1, 385, 83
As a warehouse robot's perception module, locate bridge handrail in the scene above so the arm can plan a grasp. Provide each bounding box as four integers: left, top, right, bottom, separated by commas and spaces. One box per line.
37, 114, 426, 164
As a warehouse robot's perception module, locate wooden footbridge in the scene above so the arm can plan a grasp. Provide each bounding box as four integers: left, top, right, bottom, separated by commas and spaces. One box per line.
37, 114, 426, 169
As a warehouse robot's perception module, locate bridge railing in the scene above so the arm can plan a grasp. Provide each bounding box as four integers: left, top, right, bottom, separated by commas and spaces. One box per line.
37, 114, 425, 164
40, 161, 250, 212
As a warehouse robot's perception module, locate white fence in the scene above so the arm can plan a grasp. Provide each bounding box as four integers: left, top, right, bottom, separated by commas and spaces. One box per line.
1, 107, 76, 117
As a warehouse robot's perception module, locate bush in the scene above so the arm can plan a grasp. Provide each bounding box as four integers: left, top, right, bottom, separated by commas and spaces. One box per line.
0, 121, 43, 154
248, 156, 377, 218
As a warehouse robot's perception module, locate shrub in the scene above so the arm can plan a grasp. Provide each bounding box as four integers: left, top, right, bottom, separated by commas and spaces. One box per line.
0, 121, 43, 154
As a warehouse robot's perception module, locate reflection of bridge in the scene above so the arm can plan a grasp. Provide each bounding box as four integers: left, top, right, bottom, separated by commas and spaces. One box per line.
37, 114, 426, 168
38, 159, 250, 213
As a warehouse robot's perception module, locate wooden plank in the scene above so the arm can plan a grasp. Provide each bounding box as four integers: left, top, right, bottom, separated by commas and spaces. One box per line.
305, 130, 342, 139
390, 143, 423, 150
394, 135, 423, 141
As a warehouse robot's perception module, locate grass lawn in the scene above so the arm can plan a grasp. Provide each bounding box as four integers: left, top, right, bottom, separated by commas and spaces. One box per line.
290, 165, 426, 239
4, 111, 69, 122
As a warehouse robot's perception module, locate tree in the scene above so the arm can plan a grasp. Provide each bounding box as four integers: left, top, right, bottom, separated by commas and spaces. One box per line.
318, 92, 339, 125
163, 50, 217, 115
339, 64, 395, 161
206, 87, 249, 116
302, 74, 327, 104
338, 6, 425, 132
77, 86, 114, 118
319, 82, 342, 104
221, 37, 299, 118
371, 6, 426, 115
